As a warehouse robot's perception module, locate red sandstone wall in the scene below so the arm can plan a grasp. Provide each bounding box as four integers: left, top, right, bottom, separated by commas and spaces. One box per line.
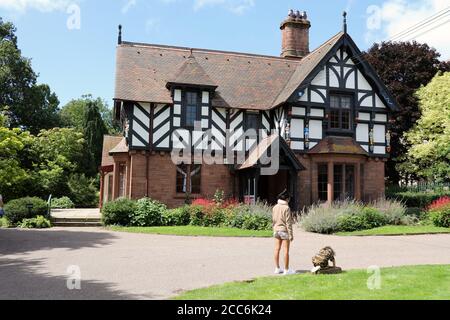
128, 152, 233, 208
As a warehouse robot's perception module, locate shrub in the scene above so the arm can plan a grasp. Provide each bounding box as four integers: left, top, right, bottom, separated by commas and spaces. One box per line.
224, 203, 272, 231
360, 207, 387, 229
101, 198, 136, 226
427, 197, 450, 228
222, 198, 239, 208
189, 205, 206, 226
130, 198, 167, 227
387, 191, 450, 208
213, 189, 225, 205
336, 207, 387, 232
337, 214, 365, 232
162, 207, 191, 226
4, 197, 48, 225
300, 200, 409, 234
51, 197, 75, 209
0, 217, 10, 228
241, 214, 272, 231
188, 205, 226, 227
372, 198, 408, 225
192, 198, 215, 207
20, 216, 52, 229
428, 196, 450, 211
68, 173, 98, 208
300, 201, 362, 234
428, 206, 450, 228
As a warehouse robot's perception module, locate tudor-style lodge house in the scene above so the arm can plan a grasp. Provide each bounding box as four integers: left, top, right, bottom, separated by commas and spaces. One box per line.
100, 10, 398, 210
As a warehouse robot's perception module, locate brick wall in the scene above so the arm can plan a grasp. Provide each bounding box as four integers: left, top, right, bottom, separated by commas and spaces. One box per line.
128, 152, 233, 208
293, 154, 386, 207
120, 151, 386, 209
363, 158, 386, 202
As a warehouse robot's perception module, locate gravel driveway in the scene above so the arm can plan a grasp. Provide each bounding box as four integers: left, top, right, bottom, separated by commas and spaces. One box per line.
1, 227, 449, 300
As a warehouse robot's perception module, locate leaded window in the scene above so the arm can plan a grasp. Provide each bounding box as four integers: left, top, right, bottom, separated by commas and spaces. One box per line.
330, 94, 352, 130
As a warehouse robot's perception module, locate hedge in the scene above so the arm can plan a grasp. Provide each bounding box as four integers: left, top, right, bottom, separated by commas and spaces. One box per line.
386, 191, 450, 209
4, 197, 48, 225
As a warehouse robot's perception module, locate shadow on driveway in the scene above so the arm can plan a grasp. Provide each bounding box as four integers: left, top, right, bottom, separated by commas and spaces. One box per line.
0, 257, 141, 300
0, 228, 116, 255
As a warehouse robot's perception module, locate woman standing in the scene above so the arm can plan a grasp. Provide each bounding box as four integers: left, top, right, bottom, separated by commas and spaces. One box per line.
0, 195, 4, 217
272, 190, 295, 275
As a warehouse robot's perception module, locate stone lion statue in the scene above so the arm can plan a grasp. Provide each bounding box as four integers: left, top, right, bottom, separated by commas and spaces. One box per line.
311, 246, 341, 274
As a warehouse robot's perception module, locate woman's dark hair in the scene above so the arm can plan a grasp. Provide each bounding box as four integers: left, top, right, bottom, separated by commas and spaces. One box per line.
278, 189, 290, 201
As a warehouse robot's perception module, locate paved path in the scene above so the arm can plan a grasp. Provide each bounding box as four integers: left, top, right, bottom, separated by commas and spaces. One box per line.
1, 227, 449, 300
51, 208, 101, 219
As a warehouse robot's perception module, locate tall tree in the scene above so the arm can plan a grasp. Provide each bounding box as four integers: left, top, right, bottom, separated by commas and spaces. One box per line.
0, 126, 32, 201
0, 18, 60, 133
399, 72, 450, 182
83, 101, 107, 177
60, 95, 119, 134
365, 41, 449, 184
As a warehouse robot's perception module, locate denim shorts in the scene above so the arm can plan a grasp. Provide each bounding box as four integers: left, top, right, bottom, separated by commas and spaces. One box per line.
273, 231, 290, 240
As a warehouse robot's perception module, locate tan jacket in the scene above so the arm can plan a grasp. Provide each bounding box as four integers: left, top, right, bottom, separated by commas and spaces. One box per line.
272, 200, 294, 241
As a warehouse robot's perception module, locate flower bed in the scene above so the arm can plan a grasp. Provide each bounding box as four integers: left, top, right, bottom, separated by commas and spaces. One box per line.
300, 199, 414, 234
101, 192, 272, 231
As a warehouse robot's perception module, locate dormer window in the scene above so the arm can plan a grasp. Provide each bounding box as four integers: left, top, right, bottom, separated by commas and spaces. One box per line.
183, 91, 200, 128
330, 94, 352, 130
246, 113, 259, 131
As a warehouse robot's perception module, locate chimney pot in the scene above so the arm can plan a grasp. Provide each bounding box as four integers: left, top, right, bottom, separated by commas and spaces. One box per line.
280, 10, 311, 59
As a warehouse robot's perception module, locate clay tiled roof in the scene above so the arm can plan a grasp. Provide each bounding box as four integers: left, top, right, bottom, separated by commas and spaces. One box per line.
115, 43, 300, 110
308, 136, 368, 155
115, 32, 344, 110
168, 54, 217, 88
109, 137, 129, 154
101, 135, 124, 167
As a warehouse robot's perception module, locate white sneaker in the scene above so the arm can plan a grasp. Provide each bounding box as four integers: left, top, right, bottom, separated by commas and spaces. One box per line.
283, 269, 295, 275
274, 267, 284, 274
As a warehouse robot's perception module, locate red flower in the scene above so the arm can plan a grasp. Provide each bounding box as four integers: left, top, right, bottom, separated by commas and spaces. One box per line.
428, 196, 450, 211
192, 198, 215, 207
222, 198, 239, 208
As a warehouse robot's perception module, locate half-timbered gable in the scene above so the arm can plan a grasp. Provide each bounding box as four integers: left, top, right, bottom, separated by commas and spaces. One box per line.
102, 10, 399, 209
275, 32, 397, 157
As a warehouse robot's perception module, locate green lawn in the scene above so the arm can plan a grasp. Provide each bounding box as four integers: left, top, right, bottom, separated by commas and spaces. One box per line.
107, 226, 272, 238
175, 265, 450, 300
336, 225, 450, 236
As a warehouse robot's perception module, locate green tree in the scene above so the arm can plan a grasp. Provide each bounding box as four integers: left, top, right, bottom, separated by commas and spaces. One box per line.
83, 101, 108, 177
29, 128, 85, 197
0, 126, 32, 201
399, 72, 450, 182
60, 94, 118, 134
365, 41, 449, 184
0, 18, 60, 133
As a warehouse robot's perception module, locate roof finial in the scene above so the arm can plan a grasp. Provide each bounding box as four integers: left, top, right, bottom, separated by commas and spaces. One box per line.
118, 25, 122, 45
343, 11, 347, 34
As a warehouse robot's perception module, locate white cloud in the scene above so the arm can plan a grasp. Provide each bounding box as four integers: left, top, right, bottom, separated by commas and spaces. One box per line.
145, 18, 160, 34
0, 0, 71, 13
121, 0, 136, 14
194, 0, 255, 15
365, 0, 450, 59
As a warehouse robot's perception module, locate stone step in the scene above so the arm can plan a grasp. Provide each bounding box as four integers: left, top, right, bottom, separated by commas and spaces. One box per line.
52, 218, 101, 223
51, 221, 103, 227
51, 218, 102, 227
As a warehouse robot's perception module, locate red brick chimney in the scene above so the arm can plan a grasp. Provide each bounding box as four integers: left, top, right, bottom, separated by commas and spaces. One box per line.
280, 10, 311, 59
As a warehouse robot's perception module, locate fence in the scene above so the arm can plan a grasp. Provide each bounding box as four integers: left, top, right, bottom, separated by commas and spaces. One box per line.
388, 182, 450, 193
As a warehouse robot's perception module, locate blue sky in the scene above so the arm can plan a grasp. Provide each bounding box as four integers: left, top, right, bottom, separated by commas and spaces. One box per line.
0, 0, 448, 108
